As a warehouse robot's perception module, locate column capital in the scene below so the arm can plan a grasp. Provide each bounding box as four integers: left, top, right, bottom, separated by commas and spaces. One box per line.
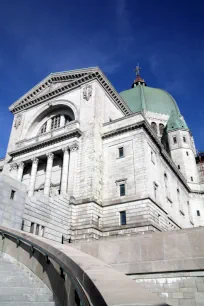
70, 142, 79, 152
32, 157, 39, 165
17, 161, 25, 169
62, 146, 69, 153
10, 163, 17, 171
46, 152, 54, 160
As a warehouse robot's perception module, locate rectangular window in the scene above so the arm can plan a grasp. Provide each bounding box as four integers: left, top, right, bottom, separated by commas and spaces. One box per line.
151, 151, 155, 164
191, 176, 193, 181
197, 210, 200, 216
173, 136, 177, 144
97, 216, 101, 227
36, 224, 40, 236
186, 151, 189, 156
178, 165, 180, 170
41, 226, 45, 237
30, 222, 35, 234
120, 183, 126, 196
120, 211, 126, 225
183, 136, 186, 143
10, 190, 16, 200
118, 147, 124, 158
154, 182, 158, 199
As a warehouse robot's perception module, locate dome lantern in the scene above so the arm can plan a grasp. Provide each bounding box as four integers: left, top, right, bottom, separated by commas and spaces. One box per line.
132, 64, 146, 88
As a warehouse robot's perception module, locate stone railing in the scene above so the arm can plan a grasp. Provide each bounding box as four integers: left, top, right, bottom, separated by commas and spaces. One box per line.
0, 225, 168, 306
16, 120, 80, 149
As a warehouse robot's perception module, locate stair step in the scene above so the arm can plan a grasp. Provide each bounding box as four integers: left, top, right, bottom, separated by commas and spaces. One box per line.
0, 287, 51, 295
0, 293, 54, 302
0, 303, 57, 306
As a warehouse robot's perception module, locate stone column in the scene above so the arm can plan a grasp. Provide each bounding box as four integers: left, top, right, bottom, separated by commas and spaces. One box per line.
67, 142, 79, 197
61, 147, 70, 195
47, 118, 52, 132
17, 162, 25, 181
10, 163, 18, 178
60, 115, 65, 127
44, 152, 54, 196
28, 157, 39, 197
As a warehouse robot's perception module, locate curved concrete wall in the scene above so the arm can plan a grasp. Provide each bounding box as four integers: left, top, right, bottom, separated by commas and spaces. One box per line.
0, 225, 167, 306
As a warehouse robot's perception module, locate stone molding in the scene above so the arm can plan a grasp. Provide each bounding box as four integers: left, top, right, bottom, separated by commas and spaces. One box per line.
9, 67, 131, 116
8, 128, 81, 157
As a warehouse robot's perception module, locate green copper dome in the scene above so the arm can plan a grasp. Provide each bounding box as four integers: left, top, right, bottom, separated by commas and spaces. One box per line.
120, 85, 181, 116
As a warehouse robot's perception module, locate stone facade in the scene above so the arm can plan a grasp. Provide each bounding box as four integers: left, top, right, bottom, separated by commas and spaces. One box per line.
0, 67, 204, 242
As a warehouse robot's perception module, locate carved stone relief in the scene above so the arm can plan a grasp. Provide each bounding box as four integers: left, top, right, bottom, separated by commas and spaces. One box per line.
14, 114, 22, 129
83, 84, 92, 101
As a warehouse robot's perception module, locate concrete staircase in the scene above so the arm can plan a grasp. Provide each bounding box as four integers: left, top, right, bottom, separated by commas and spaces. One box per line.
0, 252, 60, 305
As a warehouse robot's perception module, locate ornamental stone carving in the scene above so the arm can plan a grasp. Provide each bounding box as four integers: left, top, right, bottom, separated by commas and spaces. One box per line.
46, 152, 54, 160
62, 146, 69, 153
14, 114, 22, 129
70, 142, 79, 152
10, 163, 17, 171
32, 157, 39, 164
83, 84, 92, 101
17, 162, 25, 169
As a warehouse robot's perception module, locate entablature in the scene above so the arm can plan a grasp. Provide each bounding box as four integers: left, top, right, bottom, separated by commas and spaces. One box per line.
8, 120, 81, 158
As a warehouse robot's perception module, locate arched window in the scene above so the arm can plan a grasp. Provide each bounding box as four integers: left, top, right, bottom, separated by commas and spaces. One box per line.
159, 123, 164, 136
51, 115, 60, 130
151, 122, 157, 134
38, 114, 72, 135
39, 121, 47, 135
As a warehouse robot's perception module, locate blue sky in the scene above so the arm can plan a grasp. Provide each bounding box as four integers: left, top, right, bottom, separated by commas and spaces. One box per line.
0, 0, 204, 157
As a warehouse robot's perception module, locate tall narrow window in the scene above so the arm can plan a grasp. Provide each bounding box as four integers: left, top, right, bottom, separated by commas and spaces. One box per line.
51, 115, 61, 130
120, 184, 125, 196
178, 165, 180, 170
10, 190, 16, 200
154, 183, 158, 199
159, 123, 164, 136
191, 176, 194, 182
151, 150, 155, 164
197, 210, 200, 216
183, 136, 186, 143
36, 224, 40, 236
151, 122, 157, 134
30, 222, 34, 234
120, 211, 126, 225
186, 151, 189, 156
118, 147, 124, 158
173, 136, 177, 144
39, 121, 47, 135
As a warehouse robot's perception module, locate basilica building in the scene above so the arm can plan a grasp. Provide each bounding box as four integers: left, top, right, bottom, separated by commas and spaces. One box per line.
0, 66, 203, 242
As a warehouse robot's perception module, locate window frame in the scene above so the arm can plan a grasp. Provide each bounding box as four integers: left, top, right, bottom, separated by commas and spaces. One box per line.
120, 211, 126, 226
119, 183, 126, 196
173, 136, 177, 144
10, 190, 16, 200
118, 147, 124, 158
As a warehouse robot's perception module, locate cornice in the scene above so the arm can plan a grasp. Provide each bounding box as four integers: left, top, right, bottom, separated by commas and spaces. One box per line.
9, 67, 131, 116
8, 128, 82, 158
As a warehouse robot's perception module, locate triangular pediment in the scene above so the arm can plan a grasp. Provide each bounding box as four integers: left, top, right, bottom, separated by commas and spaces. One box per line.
9, 67, 131, 116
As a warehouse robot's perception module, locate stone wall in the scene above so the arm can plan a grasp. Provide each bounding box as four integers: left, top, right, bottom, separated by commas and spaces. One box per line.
131, 272, 204, 306
23, 193, 70, 242
0, 174, 26, 229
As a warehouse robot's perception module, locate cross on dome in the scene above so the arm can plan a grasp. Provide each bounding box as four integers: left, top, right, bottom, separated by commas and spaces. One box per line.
134, 64, 141, 76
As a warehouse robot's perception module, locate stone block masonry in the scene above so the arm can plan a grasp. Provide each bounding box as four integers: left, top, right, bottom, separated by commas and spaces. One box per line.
130, 272, 204, 306
0, 174, 27, 230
